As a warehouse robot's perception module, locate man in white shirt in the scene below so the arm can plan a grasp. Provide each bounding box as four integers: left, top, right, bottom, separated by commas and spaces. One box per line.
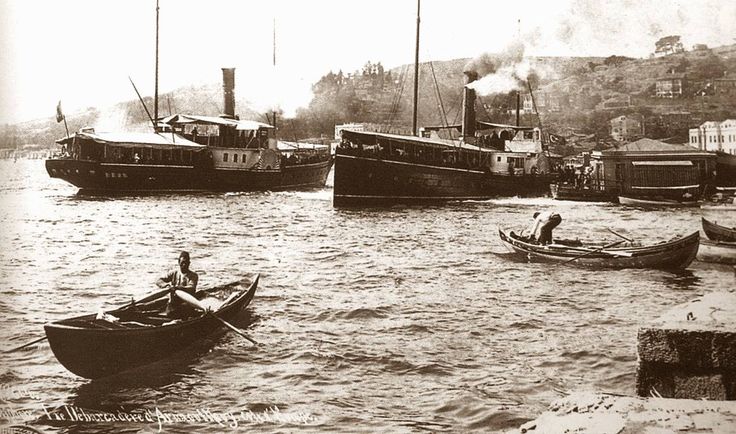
527, 211, 562, 245
156, 251, 199, 318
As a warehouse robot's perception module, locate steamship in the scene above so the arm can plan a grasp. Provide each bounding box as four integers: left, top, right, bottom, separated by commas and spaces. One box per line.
332, 68, 558, 206
332, 1, 557, 206
46, 69, 332, 194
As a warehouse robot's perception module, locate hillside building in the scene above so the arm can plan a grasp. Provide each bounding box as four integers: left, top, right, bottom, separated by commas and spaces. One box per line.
713, 73, 736, 97
610, 115, 642, 142
522, 92, 562, 113
688, 120, 736, 155
654, 35, 685, 57
655, 72, 685, 98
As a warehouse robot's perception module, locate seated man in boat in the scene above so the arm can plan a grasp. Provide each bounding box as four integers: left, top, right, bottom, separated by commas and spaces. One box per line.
527, 211, 562, 245
156, 251, 199, 318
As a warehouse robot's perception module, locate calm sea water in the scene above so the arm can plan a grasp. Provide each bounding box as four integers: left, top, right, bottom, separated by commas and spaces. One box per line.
0, 159, 733, 433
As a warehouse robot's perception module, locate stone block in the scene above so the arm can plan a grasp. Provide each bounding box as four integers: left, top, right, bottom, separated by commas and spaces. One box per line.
637, 292, 736, 399
511, 392, 736, 433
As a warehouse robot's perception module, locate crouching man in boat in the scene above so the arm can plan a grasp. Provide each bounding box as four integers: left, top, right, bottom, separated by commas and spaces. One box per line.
527, 211, 562, 245
156, 251, 199, 318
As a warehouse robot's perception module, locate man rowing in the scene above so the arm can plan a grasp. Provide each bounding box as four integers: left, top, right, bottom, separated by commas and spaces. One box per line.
156, 251, 199, 318
527, 211, 562, 245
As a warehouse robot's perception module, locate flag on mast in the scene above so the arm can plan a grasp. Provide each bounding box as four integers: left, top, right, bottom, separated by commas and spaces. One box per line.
56, 101, 65, 123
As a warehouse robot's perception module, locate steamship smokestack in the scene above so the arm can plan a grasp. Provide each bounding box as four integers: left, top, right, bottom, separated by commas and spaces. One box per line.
462, 70, 478, 143
222, 68, 236, 118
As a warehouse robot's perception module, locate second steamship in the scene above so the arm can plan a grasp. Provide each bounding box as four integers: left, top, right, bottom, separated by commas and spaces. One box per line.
333, 68, 558, 206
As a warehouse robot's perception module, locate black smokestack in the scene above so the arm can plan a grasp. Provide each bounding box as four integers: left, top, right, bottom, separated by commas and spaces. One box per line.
222, 68, 236, 118
462, 71, 478, 143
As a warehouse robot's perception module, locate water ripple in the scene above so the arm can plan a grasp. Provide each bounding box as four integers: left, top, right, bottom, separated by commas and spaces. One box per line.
1, 160, 733, 433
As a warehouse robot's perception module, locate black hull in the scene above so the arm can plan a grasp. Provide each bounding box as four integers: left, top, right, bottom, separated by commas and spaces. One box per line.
46, 158, 333, 193
333, 154, 555, 206
46, 159, 205, 192
207, 159, 333, 191
44, 276, 258, 379
702, 217, 736, 242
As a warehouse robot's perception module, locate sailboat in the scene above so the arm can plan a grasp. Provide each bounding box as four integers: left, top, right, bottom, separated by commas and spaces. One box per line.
45, 1, 332, 193
332, 1, 559, 206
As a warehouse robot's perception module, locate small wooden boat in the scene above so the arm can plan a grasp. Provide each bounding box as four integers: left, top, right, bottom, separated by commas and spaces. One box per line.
550, 183, 616, 202
618, 196, 701, 207
702, 217, 736, 242
697, 239, 736, 264
44, 275, 259, 379
498, 228, 699, 270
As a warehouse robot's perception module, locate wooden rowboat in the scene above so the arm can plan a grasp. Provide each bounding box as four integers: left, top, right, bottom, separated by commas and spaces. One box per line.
702, 217, 736, 242
618, 196, 701, 207
550, 183, 616, 203
44, 275, 259, 379
498, 229, 699, 270
697, 239, 736, 264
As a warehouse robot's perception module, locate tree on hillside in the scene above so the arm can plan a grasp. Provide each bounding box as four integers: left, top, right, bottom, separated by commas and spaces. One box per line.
603, 55, 634, 67
689, 54, 726, 80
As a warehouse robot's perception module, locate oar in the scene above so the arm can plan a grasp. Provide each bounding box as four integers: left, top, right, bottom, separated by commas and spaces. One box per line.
607, 228, 634, 243
546, 243, 631, 257
119, 287, 172, 309
5, 287, 173, 354
173, 290, 257, 345
4, 335, 48, 354
561, 240, 627, 265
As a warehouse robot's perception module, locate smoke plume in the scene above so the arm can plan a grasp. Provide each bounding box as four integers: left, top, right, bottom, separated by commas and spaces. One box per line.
464, 41, 533, 96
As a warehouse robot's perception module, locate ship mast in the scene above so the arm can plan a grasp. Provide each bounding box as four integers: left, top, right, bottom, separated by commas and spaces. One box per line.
412, 0, 420, 136
154, 0, 160, 130
272, 17, 277, 130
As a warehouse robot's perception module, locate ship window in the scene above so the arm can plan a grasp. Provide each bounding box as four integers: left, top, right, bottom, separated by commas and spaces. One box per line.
223, 153, 229, 162
233, 154, 238, 163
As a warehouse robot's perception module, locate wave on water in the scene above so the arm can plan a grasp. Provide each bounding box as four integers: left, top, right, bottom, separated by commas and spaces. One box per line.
3, 160, 735, 433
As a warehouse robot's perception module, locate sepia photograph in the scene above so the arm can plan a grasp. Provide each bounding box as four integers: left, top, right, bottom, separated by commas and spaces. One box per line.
1, 0, 735, 432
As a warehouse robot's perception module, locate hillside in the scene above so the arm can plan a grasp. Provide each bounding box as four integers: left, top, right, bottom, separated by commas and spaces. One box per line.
4, 43, 736, 155
0, 83, 263, 150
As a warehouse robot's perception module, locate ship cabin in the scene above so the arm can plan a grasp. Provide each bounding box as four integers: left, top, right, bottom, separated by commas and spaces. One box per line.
421, 121, 554, 175
162, 114, 276, 149
54, 127, 205, 167
162, 114, 331, 170
339, 122, 555, 176
339, 129, 491, 170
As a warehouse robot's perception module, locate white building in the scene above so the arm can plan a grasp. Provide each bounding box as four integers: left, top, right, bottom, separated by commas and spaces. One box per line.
688, 119, 736, 154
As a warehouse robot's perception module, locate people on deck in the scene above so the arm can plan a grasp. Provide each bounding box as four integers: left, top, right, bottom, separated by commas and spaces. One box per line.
527, 211, 562, 245
156, 251, 199, 318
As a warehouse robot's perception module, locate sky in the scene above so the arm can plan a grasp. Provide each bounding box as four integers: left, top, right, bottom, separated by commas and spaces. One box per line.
1, 0, 735, 124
